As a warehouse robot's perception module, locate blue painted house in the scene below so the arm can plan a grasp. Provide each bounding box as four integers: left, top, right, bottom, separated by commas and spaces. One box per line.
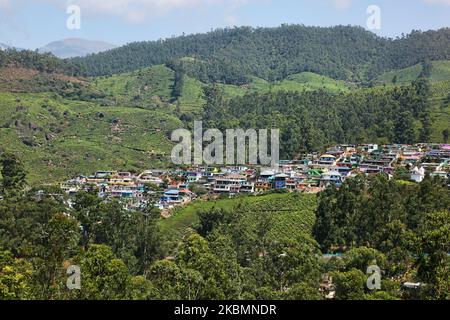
273, 173, 288, 189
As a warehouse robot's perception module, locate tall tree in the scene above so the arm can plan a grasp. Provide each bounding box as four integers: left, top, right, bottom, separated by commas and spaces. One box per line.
394, 111, 416, 144
416, 210, 450, 300
0, 251, 35, 300
442, 129, 449, 143
332, 269, 367, 300
0, 152, 26, 198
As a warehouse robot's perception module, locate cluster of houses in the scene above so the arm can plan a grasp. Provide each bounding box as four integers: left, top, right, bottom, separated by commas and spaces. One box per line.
61, 144, 450, 210
62, 169, 195, 210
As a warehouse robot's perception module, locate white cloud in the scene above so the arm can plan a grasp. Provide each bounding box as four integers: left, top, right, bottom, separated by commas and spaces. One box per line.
66, 0, 208, 19
0, 0, 260, 23
69, 0, 266, 23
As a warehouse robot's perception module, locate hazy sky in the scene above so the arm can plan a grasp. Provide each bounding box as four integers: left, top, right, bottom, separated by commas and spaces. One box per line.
0, 0, 449, 49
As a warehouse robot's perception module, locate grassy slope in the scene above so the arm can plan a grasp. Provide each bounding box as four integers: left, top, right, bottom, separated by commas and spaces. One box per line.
0, 92, 182, 184
373, 61, 450, 142
4, 64, 353, 184
92, 65, 175, 106
93, 64, 206, 114
429, 80, 450, 141
375, 60, 450, 85
220, 72, 352, 97
178, 75, 206, 113
94, 66, 351, 111
158, 193, 318, 251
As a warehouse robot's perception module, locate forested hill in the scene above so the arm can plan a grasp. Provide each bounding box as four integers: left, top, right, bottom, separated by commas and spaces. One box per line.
70, 25, 450, 84
0, 49, 78, 75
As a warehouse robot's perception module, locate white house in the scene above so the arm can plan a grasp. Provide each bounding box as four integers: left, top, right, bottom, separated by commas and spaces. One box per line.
410, 167, 425, 183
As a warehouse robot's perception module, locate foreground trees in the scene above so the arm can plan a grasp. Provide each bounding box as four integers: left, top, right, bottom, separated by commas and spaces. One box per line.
416, 211, 450, 299
314, 173, 450, 299
0, 152, 163, 299
0, 250, 34, 300
0, 152, 448, 300
0, 152, 26, 198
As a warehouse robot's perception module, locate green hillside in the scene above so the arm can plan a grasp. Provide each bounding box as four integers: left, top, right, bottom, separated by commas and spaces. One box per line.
429, 80, 450, 141
0, 91, 182, 184
375, 60, 450, 84
93, 65, 175, 107
1, 65, 449, 184
430, 60, 450, 80
176, 75, 206, 113
93, 66, 352, 112
2, 31, 450, 185
283, 72, 353, 92
93, 64, 206, 113
0, 61, 359, 184
220, 72, 352, 97
374, 64, 450, 142
159, 193, 318, 252
372, 61, 450, 142
70, 26, 450, 84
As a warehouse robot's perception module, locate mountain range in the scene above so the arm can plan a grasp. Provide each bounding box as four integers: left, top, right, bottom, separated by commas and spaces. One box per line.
38, 38, 117, 59
1, 38, 117, 58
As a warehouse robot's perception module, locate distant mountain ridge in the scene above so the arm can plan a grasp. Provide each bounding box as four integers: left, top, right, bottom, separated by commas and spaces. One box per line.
69, 25, 450, 84
39, 38, 117, 58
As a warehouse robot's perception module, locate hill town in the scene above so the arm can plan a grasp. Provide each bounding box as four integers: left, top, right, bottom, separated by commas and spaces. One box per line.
61, 143, 450, 213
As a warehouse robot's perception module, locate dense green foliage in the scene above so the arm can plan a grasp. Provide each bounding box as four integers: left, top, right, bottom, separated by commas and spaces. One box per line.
188, 195, 322, 299
202, 77, 433, 158
314, 174, 450, 299
0, 154, 163, 299
0, 151, 449, 300
0, 25, 450, 301
161, 193, 316, 247
375, 60, 450, 85
0, 157, 323, 300
71, 26, 450, 84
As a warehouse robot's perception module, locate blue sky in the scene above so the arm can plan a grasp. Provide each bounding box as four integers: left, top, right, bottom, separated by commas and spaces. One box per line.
0, 0, 449, 49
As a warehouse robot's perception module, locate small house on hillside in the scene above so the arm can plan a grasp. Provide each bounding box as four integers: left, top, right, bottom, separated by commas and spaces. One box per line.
318, 154, 337, 166
410, 167, 426, 183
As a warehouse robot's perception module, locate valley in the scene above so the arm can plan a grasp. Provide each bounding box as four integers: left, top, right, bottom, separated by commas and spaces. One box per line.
0, 24, 449, 301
